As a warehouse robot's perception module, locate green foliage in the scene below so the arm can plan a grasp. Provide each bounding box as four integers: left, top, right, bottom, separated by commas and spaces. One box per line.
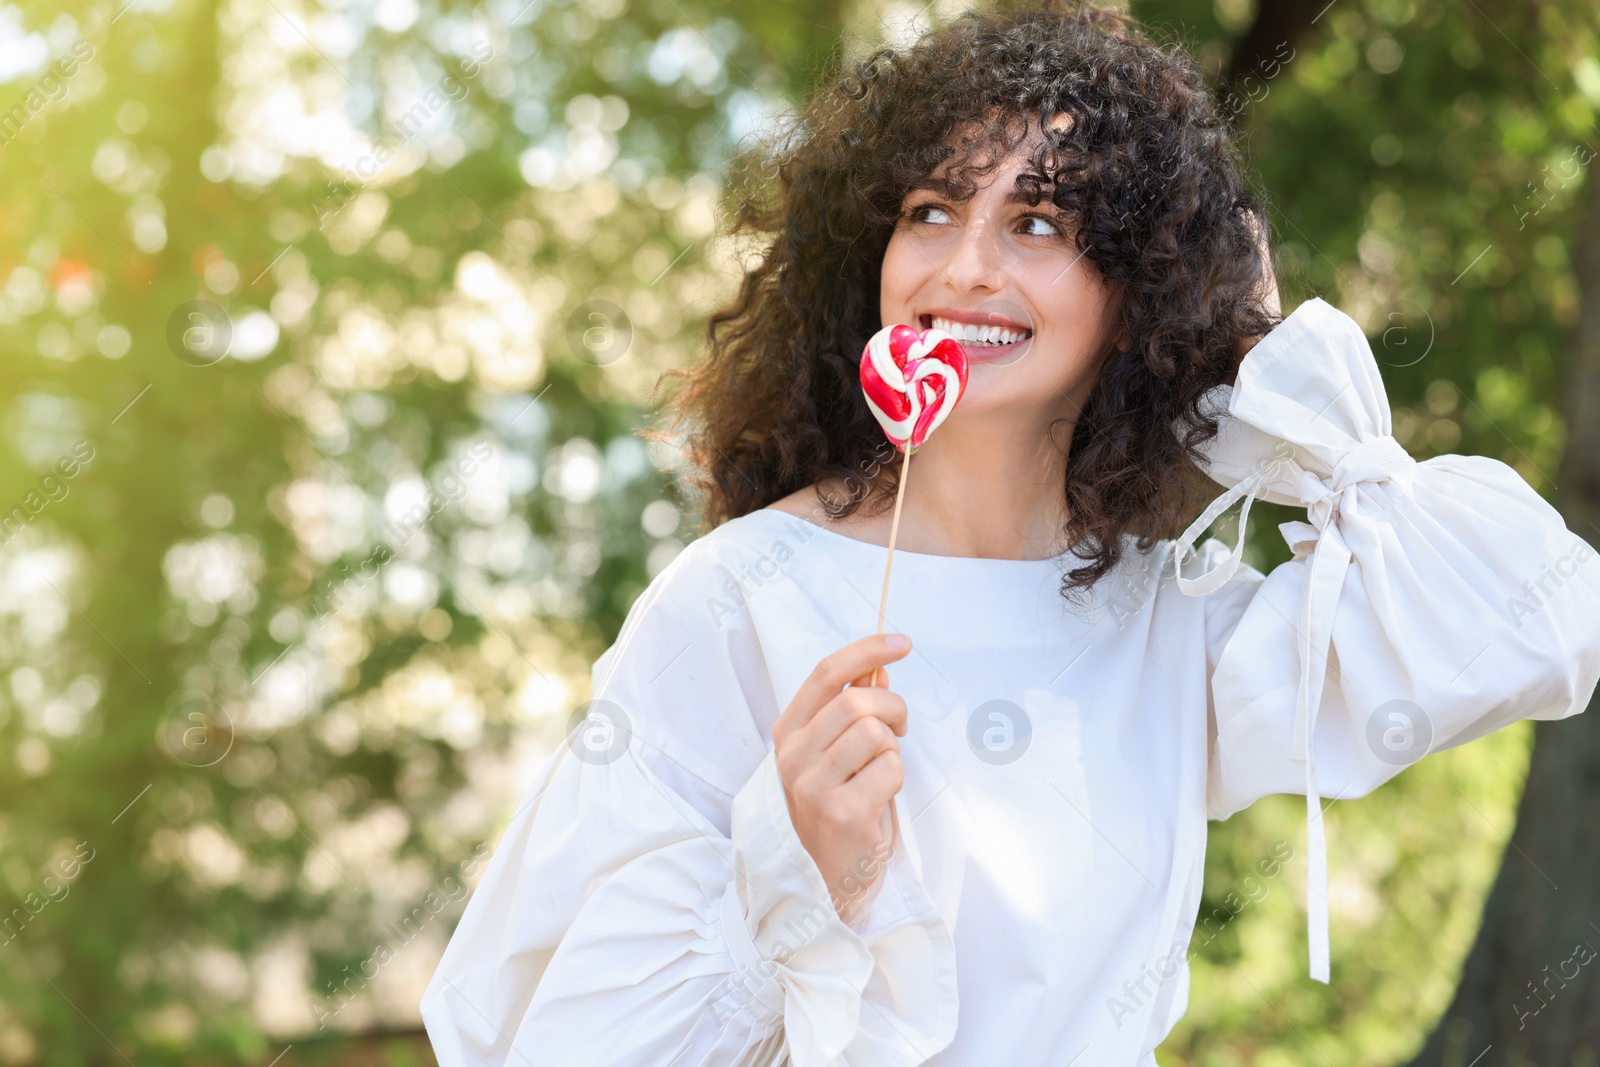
0, 0, 846, 1060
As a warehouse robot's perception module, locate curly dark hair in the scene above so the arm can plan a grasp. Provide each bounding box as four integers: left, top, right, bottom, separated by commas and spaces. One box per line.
649, 0, 1281, 603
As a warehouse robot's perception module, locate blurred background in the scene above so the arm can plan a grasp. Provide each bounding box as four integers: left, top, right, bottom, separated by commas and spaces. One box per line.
2, 0, 1599, 1063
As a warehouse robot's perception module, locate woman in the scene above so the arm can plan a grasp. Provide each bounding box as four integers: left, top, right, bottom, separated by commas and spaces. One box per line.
421, 2, 1600, 1063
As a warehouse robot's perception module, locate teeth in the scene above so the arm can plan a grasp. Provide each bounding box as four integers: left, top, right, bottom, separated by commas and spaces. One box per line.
930, 316, 1029, 346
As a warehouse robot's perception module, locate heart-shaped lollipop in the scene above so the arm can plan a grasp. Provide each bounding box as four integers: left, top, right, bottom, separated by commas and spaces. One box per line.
855, 323, 969, 689
859, 323, 969, 454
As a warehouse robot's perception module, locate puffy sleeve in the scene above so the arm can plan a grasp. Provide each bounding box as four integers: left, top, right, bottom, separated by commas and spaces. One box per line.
1173, 296, 1600, 983
419, 535, 958, 1066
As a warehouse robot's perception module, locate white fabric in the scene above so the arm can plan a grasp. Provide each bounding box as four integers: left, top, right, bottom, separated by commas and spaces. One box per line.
421, 296, 1600, 1064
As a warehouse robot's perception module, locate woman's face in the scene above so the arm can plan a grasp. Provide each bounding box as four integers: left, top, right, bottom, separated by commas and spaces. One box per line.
878, 116, 1121, 432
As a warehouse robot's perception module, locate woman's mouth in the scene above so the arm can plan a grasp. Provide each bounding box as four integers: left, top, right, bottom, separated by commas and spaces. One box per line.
919, 314, 1033, 361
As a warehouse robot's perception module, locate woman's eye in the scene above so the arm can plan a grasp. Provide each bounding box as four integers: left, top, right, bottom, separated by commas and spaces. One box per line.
1018, 214, 1063, 237
904, 204, 1066, 236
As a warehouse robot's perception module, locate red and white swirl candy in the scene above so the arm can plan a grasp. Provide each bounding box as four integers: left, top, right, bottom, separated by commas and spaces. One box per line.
859, 323, 969, 454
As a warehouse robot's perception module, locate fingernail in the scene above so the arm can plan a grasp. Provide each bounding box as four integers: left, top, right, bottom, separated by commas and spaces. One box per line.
886, 634, 910, 649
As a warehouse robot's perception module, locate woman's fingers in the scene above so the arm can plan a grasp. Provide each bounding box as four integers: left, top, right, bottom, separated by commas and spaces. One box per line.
1247, 207, 1282, 318
779, 685, 907, 785
814, 684, 908, 744
803, 685, 908, 759
774, 633, 911, 742
813, 712, 900, 786
773, 635, 913, 927
839, 745, 904, 816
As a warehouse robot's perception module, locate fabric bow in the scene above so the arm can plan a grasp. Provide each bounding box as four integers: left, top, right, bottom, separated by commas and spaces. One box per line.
1172, 297, 1418, 983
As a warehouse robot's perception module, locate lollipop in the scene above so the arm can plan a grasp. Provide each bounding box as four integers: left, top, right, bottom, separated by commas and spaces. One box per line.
860, 323, 969, 454
857, 323, 969, 685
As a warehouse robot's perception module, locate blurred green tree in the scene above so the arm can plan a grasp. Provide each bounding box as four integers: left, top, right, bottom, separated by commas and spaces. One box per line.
0, 0, 853, 1061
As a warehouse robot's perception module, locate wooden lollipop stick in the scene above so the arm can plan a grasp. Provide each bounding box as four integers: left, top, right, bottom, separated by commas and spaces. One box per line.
856, 320, 966, 690
869, 444, 912, 688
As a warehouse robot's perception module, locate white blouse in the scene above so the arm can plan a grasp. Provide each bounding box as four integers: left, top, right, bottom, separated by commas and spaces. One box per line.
420, 297, 1600, 1066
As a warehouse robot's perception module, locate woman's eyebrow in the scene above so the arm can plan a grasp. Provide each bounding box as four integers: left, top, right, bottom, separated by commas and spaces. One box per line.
1003, 185, 1061, 207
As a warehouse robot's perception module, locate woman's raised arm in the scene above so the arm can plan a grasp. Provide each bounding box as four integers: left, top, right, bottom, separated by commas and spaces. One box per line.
1174, 296, 1600, 983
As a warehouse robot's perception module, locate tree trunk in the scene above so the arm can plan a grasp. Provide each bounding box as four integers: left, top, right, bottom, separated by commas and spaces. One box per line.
1404, 128, 1600, 1067
1222, 0, 1327, 89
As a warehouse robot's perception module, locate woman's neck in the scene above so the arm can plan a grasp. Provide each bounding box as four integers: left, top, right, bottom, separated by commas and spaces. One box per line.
813, 416, 1075, 562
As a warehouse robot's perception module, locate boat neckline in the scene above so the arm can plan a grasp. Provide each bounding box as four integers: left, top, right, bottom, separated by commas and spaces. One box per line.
746, 506, 1087, 566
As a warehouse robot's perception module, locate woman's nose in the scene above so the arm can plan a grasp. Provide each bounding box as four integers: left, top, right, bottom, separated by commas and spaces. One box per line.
939, 213, 1006, 292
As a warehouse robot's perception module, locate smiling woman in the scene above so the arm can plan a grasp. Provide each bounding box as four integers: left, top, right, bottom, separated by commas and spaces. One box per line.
654, 0, 1280, 594
419, 2, 1600, 1065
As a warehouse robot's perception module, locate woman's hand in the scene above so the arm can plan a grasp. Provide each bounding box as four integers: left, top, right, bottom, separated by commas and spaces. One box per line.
771, 632, 913, 927
1232, 206, 1282, 375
